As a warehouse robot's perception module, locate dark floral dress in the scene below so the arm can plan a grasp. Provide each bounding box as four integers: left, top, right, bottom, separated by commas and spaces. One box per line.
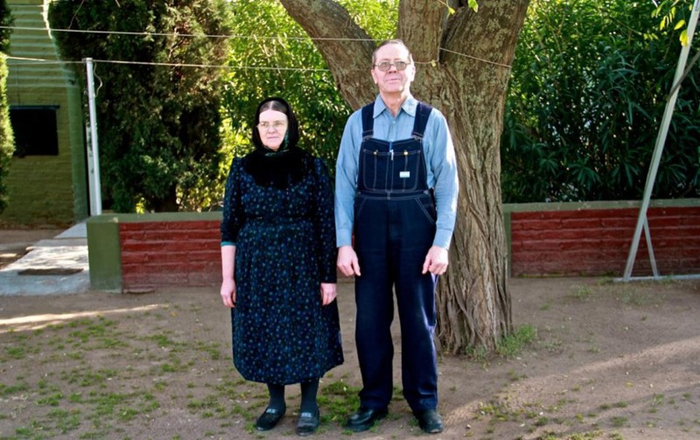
220, 152, 343, 385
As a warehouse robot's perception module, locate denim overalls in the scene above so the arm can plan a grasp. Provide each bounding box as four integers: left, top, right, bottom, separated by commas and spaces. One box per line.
353, 102, 439, 412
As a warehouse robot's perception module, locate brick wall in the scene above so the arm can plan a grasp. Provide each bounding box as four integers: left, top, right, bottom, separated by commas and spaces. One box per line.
510, 206, 700, 277
100, 203, 700, 291
119, 220, 221, 290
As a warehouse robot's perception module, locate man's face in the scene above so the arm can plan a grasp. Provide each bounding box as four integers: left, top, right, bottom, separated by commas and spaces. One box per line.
371, 43, 415, 96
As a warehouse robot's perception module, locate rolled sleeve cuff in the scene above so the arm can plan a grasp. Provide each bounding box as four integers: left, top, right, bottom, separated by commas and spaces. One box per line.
336, 229, 353, 248
433, 229, 453, 250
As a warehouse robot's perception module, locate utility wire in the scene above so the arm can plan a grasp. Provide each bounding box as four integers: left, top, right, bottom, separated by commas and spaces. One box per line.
0, 25, 510, 69
0, 25, 373, 42
6, 55, 334, 71
6, 55, 438, 71
92, 58, 332, 71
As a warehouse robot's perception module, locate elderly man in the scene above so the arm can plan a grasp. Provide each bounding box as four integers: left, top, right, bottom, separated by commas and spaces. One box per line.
335, 39, 459, 434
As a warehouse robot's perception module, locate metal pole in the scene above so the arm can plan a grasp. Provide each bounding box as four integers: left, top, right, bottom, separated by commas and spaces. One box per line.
85, 58, 102, 215
621, 0, 700, 281
642, 219, 659, 279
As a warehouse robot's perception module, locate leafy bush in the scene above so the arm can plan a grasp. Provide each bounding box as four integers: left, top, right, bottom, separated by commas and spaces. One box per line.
0, 0, 14, 214
49, 0, 232, 212
502, 0, 699, 202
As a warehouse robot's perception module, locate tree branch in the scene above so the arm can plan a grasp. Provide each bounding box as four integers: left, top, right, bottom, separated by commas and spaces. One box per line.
279, 0, 377, 108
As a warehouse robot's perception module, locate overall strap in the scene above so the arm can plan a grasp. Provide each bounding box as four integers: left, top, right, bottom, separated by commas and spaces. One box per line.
361, 103, 374, 141
411, 102, 434, 141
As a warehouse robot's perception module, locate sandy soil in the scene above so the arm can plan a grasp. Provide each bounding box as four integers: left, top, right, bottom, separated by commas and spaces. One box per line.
0, 230, 699, 440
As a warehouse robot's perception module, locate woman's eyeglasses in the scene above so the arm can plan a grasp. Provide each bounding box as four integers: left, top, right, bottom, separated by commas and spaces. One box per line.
373, 61, 410, 72
257, 121, 287, 131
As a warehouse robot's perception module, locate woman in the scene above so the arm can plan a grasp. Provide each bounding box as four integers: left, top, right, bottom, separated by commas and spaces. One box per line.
220, 97, 343, 436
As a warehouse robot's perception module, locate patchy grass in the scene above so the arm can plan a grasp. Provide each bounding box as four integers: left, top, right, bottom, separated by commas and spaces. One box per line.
1, 279, 699, 439
497, 325, 537, 358
571, 285, 594, 301
0, 309, 246, 439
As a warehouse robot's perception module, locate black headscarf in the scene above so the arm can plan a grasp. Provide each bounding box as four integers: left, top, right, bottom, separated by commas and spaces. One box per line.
244, 97, 308, 189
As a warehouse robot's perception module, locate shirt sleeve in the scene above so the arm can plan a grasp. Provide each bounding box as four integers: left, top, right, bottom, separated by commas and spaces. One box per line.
426, 109, 459, 249
334, 110, 362, 248
312, 158, 338, 283
220, 158, 245, 246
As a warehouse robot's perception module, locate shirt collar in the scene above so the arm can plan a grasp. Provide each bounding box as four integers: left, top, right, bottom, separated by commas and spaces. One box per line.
373, 94, 417, 119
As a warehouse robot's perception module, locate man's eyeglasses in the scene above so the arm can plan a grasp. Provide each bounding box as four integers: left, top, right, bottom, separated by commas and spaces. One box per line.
257, 121, 287, 131
373, 61, 410, 72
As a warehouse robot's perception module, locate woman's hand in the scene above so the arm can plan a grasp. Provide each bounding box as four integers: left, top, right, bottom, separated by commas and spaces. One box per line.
220, 278, 236, 308
320, 283, 337, 306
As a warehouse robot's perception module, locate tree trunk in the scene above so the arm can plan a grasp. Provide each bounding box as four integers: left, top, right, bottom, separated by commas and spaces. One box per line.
281, 0, 530, 353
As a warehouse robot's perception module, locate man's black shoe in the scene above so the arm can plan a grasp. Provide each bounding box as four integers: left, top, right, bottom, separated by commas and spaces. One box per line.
414, 409, 444, 434
255, 407, 285, 431
344, 406, 388, 432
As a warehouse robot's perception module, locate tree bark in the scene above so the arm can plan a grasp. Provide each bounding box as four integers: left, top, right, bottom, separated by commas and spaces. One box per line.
281, 0, 530, 353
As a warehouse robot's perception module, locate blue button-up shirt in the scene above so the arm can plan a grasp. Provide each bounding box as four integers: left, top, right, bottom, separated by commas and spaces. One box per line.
335, 94, 459, 249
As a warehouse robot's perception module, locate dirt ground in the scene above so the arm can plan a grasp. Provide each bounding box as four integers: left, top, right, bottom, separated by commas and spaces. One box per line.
1, 230, 699, 440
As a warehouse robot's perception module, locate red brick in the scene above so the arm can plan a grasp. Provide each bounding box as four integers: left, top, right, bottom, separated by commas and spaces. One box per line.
120, 222, 164, 231
164, 221, 218, 230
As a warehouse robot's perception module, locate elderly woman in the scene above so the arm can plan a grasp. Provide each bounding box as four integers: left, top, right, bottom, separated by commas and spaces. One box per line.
219, 97, 343, 436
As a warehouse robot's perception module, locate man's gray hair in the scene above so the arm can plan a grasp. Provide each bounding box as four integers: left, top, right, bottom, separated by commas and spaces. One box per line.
372, 39, 414, 65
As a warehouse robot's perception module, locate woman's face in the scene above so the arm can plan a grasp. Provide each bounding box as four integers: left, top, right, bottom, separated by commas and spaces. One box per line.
257, 109, 289, 151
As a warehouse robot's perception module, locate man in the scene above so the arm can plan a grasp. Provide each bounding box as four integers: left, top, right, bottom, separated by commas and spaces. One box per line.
335, 39, 459, 434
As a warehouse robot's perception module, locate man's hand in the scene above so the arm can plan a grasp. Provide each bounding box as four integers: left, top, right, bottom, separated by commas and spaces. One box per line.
422, 245, 449, 275
337, 245, 361, 277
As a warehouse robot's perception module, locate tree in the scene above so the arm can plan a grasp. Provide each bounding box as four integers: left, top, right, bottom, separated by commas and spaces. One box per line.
48, 0, 231, 212
0, 0, 14, 214
279, 0, 530, 352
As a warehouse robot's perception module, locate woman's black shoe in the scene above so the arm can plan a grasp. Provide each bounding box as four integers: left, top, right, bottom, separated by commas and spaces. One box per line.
296, 409, 320, 436
256, 407, 285, 431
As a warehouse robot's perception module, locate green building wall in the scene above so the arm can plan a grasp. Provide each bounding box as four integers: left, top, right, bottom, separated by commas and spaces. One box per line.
1, 0, 87, 226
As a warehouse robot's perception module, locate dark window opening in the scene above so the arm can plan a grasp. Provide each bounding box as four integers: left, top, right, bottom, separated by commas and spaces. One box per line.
9, 106, 60, 157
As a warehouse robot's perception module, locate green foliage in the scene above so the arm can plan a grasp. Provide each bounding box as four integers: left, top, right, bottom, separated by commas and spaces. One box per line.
0, 0, 12, 51
340, 0, 399, 40
0, 60, 11, 215
220, 0, 397, 174
652, 0, 696, 46
48, 0, 232, 212
502, 0, 699, 203
0, 0, 13, 214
